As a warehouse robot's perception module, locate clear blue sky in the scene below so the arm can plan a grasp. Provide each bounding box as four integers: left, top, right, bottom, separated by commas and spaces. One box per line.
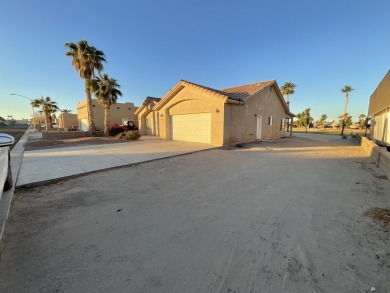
1, 0, 389, 122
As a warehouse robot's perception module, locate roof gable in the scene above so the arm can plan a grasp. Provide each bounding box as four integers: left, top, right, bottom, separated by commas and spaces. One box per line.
220, 80, 275, 101
135, 96, 161, 115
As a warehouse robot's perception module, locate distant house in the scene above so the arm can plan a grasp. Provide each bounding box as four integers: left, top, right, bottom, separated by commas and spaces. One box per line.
58, 113, 78, 130
368, 70, 390, 146
141, 79, 295, 146
77, 98, 138, 131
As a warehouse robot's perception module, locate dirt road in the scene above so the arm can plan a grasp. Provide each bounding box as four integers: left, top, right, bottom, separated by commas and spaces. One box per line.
0, 135, 389, 292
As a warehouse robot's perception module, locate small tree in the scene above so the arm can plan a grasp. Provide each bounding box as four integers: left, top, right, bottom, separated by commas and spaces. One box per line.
359, 114, 366, 129
320, 114, 327, 128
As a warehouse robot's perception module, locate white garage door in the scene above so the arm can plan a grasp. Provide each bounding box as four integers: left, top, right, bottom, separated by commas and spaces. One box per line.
80, 119, 89, 131
171, 113, 211, 143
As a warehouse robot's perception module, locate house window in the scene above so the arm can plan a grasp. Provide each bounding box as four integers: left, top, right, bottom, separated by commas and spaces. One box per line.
117, 107, 120, 109
268, 116, 273, 126
128, 108, 131, 110
93, 105, 95, 107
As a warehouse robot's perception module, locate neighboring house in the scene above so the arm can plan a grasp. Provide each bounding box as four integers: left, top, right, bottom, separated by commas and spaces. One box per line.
368, 70, 390, 147
77, 98, 138, 131
135, 97, 161, 136
58, 113, 78, 130
147, 79, 294, 146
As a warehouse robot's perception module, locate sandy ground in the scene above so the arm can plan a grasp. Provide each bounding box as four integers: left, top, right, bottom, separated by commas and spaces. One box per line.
0, 135, 389, 293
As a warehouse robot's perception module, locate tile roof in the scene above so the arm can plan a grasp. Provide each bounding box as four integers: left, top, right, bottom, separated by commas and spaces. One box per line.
180, 80, 231, 99
145, 96, 161, 102
220, 80, 275, 101
181, 79, 275, 102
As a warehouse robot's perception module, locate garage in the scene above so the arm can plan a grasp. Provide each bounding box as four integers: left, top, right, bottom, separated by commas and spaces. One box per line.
170, 113, 211, 143
79, 118, 89, 131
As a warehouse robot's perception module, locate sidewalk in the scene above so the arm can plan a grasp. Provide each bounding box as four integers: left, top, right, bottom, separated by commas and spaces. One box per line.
0, 128, 30, 240
16, 135, 218, 187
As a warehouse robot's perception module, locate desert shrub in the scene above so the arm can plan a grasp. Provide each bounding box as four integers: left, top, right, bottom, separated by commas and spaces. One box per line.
116, 130, 141, 140
109, 123, 127, 136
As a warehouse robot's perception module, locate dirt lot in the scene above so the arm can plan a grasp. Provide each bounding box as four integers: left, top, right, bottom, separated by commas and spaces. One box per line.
0, 135, 389, 292
0, 125, 29, 149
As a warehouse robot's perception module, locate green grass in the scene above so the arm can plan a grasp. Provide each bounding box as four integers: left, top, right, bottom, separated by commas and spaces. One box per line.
293, 128, 369, 136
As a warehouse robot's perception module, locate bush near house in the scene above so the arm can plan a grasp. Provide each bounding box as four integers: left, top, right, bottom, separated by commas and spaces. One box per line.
108, 123, 127, 136
116, 130, 141, 140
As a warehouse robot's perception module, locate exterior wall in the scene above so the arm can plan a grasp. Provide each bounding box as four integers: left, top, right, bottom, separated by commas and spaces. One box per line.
58, 113, 78, 129
157, 86, 226, 145
136, 100, 159, 136
371, 110, 390, 146
358, 136, 390, 178
368, 71, 390, 146
227, 85, 290, 143
77, 98, 138, 131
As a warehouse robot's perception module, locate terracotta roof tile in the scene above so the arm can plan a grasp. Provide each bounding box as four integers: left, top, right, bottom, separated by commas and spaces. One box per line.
180, 80, 230, 98
220, 80, 275, 101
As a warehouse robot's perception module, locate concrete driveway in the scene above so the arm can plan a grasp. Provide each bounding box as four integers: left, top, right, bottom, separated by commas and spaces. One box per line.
1, 135, 389, 292
16, 136, 218, 187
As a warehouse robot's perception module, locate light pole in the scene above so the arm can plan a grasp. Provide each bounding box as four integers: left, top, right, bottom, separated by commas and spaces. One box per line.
10, 93, 36, 131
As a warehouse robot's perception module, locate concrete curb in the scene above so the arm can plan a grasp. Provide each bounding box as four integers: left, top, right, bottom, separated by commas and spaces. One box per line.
0, 128, 30, 242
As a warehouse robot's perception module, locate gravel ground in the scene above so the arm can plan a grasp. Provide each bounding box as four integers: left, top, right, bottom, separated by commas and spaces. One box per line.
0, 135, 389, 293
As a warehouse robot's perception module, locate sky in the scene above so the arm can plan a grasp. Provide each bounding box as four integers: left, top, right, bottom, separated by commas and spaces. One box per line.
1, 0, 390, 122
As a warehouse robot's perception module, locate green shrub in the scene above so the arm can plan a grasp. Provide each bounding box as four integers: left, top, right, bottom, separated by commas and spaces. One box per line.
116, 130, 140, 140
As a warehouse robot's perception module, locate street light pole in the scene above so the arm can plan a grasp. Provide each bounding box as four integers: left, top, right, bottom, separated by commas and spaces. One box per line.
10, 93, 36, 131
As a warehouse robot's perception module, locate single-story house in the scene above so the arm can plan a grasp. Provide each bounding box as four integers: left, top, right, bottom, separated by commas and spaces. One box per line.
144, 79, 294, 146
58, 113, 78, 130
135, 97, 161, 136
77, 98, 138, 131
368, 70, 390, 146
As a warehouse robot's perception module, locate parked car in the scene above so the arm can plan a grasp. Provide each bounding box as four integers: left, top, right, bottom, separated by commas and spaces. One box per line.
0, 133, 15, 196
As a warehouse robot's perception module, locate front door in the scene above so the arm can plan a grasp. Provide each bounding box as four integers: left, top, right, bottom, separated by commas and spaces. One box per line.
256, 115, 262, 140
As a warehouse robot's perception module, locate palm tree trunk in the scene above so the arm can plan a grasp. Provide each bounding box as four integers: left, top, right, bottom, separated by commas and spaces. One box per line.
85, 79, 96, 134
104, 104, 111, 136
44, 111, 50, 131
341, 93, 349, 136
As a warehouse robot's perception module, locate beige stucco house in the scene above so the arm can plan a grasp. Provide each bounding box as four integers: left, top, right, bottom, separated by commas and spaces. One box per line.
147, 79, 294, 146
135, 97, 161, 136
77, 98, 138, 131
58, 113, 78, 130
369, 70, 390, 146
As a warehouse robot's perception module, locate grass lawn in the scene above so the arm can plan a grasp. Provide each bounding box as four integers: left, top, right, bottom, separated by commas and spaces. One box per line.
293, 128, 369, 136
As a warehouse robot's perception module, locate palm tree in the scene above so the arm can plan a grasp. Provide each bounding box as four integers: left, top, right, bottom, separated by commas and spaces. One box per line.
60, 109, 72, 114
88, 73, 123, 136
281, 82, 296, 108
31, 97, 59, 130
65, 40, 106, 134
340, 85, 354, 135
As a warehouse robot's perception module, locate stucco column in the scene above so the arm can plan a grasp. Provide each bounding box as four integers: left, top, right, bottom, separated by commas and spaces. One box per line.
290, 118, 293, 136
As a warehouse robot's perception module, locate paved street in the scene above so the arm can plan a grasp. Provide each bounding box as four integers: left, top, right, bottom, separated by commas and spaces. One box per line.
0, 135, 389, 292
